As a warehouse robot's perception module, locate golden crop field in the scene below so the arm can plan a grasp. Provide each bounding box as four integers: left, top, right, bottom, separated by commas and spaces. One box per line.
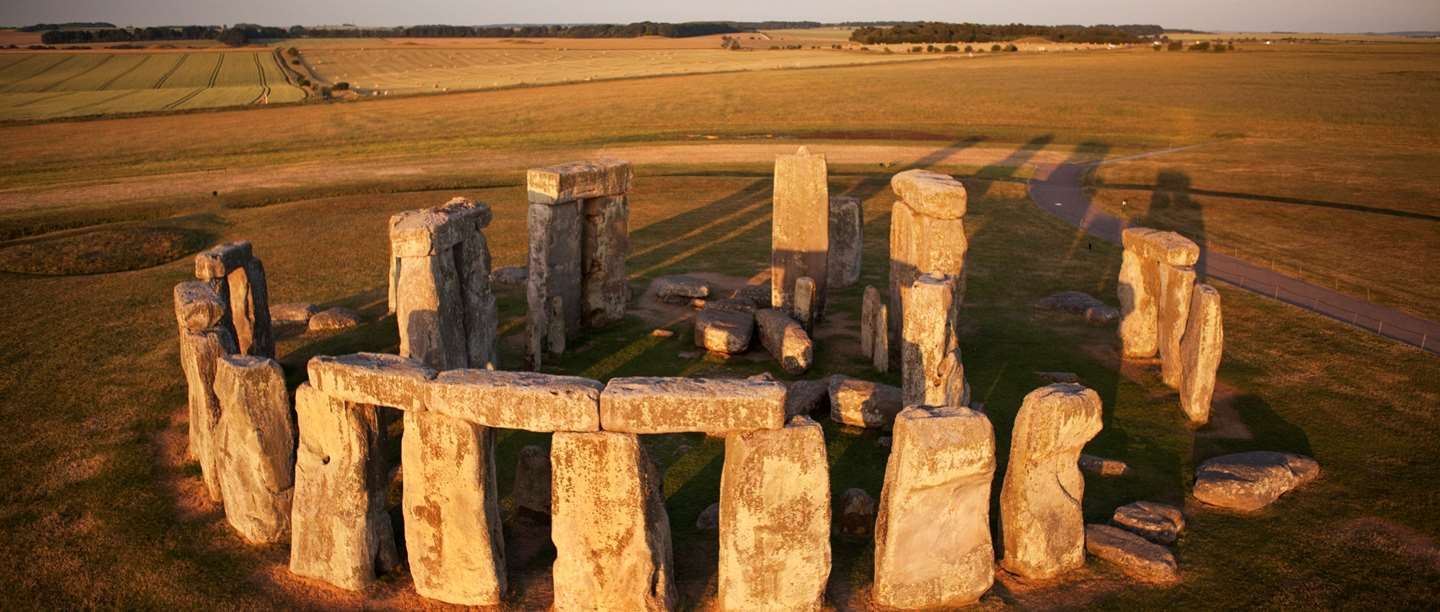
0, 50, 306, 120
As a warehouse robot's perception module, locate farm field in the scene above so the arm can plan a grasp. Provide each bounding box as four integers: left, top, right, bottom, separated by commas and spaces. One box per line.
0, 50, 305, 120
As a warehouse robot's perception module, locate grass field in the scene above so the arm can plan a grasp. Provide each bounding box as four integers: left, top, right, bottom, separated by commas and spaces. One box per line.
0, 50, 306, 120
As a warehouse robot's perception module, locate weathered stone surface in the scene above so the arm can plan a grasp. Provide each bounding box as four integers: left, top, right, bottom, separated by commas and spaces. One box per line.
1193, 451, 1320, 512
194, 240, 252, 280
307, 307, 361, 331
694, 307, 754, 355
307, 353, 437, 411
874, 406, 995, 608
174, 281, 227, 332
1000, 384, 1103, 580
1123, 227, 1199, 267
1117, 246, 1160, 358
828, 195, 863, 288
839, 487, 876, 539
527, 200, 583, 366
1036, 371, 1082, 385
902, 273, 967, 408
427, 369, 602, 432
1086, 305, 1120, 326
706, 297, 757, 314
214, 355, 295, 544
527, 158, 632, 205
653, 274, 709, 303
271, 302, 318, 324
226, 258, 275, 358
697, 502, 720, 531
395, 250, 467, 369
546, 296, 566, 356
403, 411, 505, 605
491, 265, 528, 287
179, 327, 236, 501
1086, 524, 1179, 584
1112, 501, 1185, 545
890, 169, 968, 219
1079, 454, 1131, 477
389, 197, 493, 258
290, 384, 398, 590
733, 284, 772, 309
457, 230, 498, 369
513, 445, 552, 516
1180, 284, 1223, 426
599, 377, 785, 434
755, 308, 812, 375
888, 199, 967, 340
719, 416, 830, 612
1158, 264, 1196, 388
786, 378, 829, 419
861, 285, 889, 372
551, 432, 674, 611
772, 146, 830, 315
828, 376, 903, 430
792, 275, 818, 330
581, 195, 630, 327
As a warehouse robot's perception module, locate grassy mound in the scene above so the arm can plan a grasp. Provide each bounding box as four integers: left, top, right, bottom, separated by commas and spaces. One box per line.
0, 226, 210, 276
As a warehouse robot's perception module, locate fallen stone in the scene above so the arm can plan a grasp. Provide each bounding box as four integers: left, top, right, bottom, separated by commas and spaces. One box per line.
1085, 524, 1180, 584
491, 265, 528, 287
839, 488, 876, 539
389, 197, 493, 257
651, 328, 676, 338
1112, 501, 1185, 545
901, 273, 966, 408
828, 196, 863, 288
271, 302, 318, 324
786, 378, 830, 419
1079, 454, 1131, 477
307, 353, 437, 412
694, 307, 755, 355
1000, 384, 1104, 580
1193, 451, 1320, 512
889, 199, 967, 341
719, 415, 830, 611
1158, 264, 1196, 388
427, 369, 601, 432
874, 406, 995, 608
1180, 284, 1223, 426
551, 431, 674, 611
890, 169, 968, 219
755, 308, 813, 375
652, 274, 710, 303
194, 240, 252, 280
861, 285, 889, 372
1086, 305, 1120, 326
581, 195, 630, 327
732, 284, 772, 309
174, 281, 227, 332
771, 146, 830, 316
696, 502, 720, 531
290, 384, 399, 590
1036, 371, 1081, 384
792, 275, 818, 330
599, 376, 785, 434
213, 355, 295, 544
308, 307, 361, 331
527, 158, 632, 205
828, 376, 903, 429
513, 445, 552, 516
705, 297, 757, 314
690, 298, 708, 309
179, 327, 236, 501
1034, 290, 1106, 315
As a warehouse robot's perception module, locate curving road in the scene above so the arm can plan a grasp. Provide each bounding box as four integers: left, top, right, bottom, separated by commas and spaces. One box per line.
1028, 160, 1440, 355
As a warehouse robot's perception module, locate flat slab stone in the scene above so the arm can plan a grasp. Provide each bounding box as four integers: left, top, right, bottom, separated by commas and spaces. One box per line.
785, 378, 829, 419
599, 377, 785, 434
1122, 227, 1199, 267
652, 274, 710, 302
426, 369, 602, 432
194, 240, 252, 280
1193, 451, 1319, 512
527, 159, 633, 205
308, 307, 361, 331
694, 307, 755, 355
174, 281, 227, 332
389, 197, 493, 257
890, 169, 968, 219
1085, 524, 1180, 584
1079, 454, 1131, 477
828, 376, 902, 429
1112, 501, 1185, 544
271, 302, 318, 323
307, 353, 436, 411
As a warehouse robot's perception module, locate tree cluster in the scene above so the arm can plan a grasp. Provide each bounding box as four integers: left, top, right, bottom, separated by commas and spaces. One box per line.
850, 22, 1163, 45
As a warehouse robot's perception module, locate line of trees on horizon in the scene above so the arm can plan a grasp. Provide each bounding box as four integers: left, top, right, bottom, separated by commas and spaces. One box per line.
849, 22, 1166, 45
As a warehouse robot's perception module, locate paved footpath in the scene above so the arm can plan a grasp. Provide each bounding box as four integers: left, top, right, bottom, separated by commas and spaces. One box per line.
1028, 161, 1440, 356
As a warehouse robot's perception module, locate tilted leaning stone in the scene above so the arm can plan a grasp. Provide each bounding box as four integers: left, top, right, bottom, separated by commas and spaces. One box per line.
551, 431, 674, 611
580, 194, 630, 327
828, 195, 863, 288
289, 384, 399, 590
1180, 284, 1223, 426
874, 406, 995, 608
771, 146, 830, 317
425, 369, 602, 432
213, 355, 295, 544
755, 308, 813, 375
1192, 451, 1319, 512
1158, 263, 1196, 388
599, 377, 785, 434
307, 353, 436, 412
888, 198, 967, 342
901, 273, 967, 408
719, 416, 831, 611
1000, 384, 1103, 580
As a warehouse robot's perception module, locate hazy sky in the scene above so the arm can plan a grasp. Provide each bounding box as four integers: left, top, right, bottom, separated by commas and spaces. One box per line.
4, 1, 1438, 33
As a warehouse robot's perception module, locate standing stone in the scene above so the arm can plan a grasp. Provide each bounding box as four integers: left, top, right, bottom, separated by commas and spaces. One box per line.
1000, 384, 1103, 580
395, 252, 467, 369
874, 406, 995, 609
290, 384, 399, 590
391, 198, 497, 371
173, 281, 228, 333
772, 147, 829, 316
1116, 247, 1158, 358
828, 196, 863, 288
551, 432, 674, 611
719, 416, 831, 611
861, 286, 889, 372
527, 200, 583, 368
901, 274, 967, 408
890, 170, 969, 220
1180, 284, 1223, 426
179, 327, 236, 501
546, 296, 566, 356
226, 259, 275, 358
402, 411, 506, 605
888, 199, 967, 343
213, 355, 295, 544
755, 309, 813, 375
793, 276, 818, 331
581, 195, 630, 327
513, 445, 552, 516
1158, 264, 1196, 388
458, 230, 498, 369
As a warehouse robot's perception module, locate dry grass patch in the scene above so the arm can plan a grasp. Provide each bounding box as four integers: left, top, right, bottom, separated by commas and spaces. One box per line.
0, 225, 210, 275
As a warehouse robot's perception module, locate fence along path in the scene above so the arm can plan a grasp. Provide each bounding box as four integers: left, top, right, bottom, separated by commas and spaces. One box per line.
1028, 161, 1440, 355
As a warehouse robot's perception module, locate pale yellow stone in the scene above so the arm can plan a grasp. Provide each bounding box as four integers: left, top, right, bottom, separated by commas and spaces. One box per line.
426, 369, 602, 432
1158, 264, 1196, 388
890, 169, 968, 219
888, 199, 967, 341
771, 147, 830, 314
306, 353, 436, 411
527, 158, 633, 205
901, 273, 966, 408
599, 377, 785, 434
1180, 284, 1224, 426
756, 308, 813, 375
1117, 247, 1159, 358
214, 355, 295, 544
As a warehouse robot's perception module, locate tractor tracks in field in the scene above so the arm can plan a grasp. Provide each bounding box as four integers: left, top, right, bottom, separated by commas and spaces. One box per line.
151, 53, 189, 89
164, 53, 224, 111
38, 54, 113, 93
250, 53, 272, 105
98, 54, 152, 90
